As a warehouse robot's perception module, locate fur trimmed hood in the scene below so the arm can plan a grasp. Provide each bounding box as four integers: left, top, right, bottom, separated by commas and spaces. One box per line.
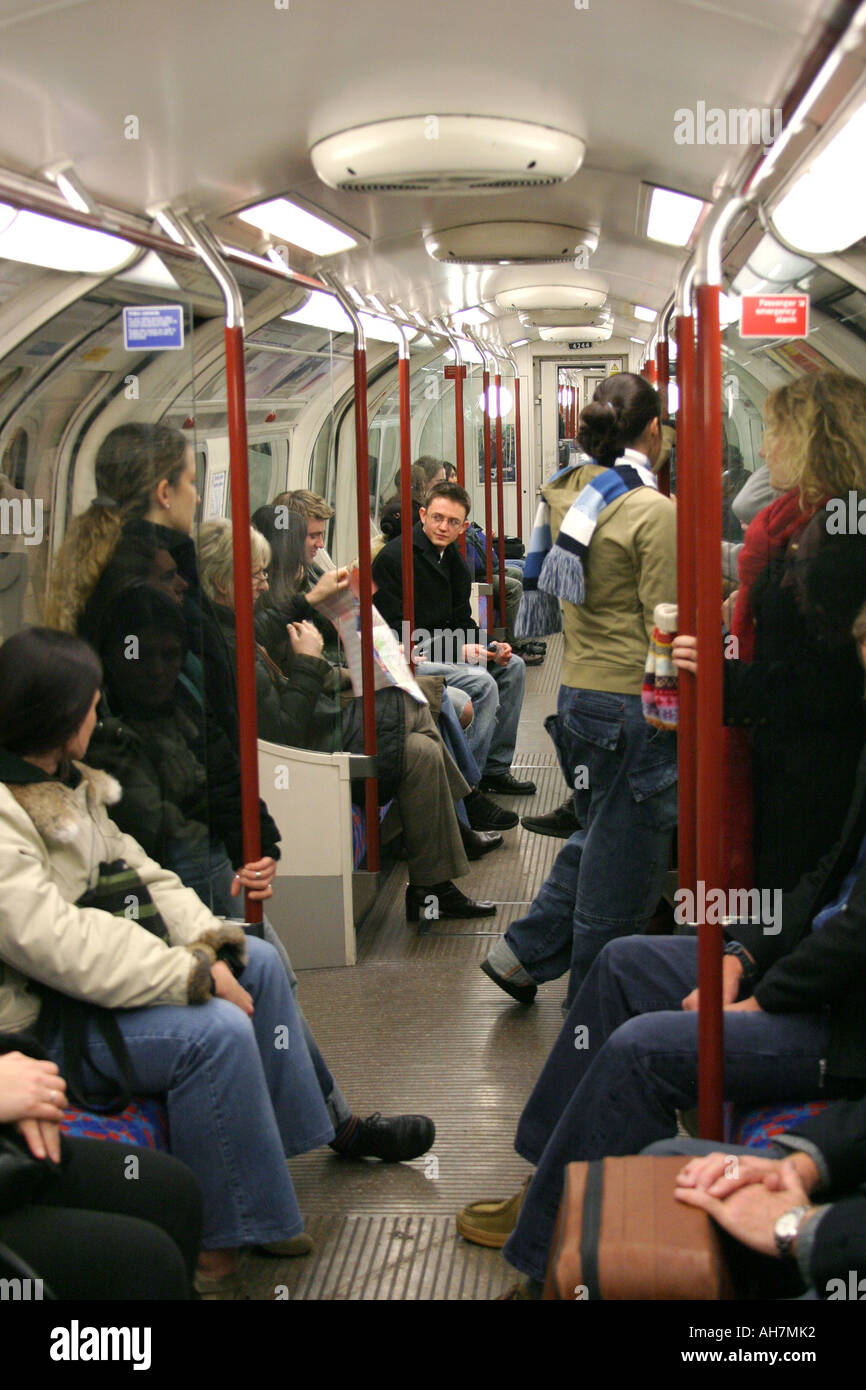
4, 762, 122, 846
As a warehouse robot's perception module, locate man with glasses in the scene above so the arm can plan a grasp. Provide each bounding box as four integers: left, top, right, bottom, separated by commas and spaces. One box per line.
372, 481, 535, 798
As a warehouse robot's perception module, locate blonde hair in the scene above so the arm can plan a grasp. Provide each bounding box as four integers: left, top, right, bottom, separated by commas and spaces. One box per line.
43, 423, 188, 632
763, 372, 866, 508
271, 488, 334, 521
197, 518, 271, 605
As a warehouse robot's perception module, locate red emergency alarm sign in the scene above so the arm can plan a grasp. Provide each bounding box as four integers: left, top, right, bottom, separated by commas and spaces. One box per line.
739, 293, 810, 339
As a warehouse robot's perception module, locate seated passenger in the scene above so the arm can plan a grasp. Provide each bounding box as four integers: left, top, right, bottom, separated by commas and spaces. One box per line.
479, 373, 677, 1006
372, 480, 536, 798
457, 608, 866, 1294
252, 500, 508, 842
0, 627, 336, 1299
378, 458, 446, 542
0, 1034, 203, 1299
674, 372, 866, 893
86, 583, 438, 1167
196, 518, 498, 921
44, 422, 241, 750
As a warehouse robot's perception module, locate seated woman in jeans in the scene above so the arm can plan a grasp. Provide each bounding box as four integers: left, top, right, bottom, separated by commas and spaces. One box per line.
482, 372, 677, 1006
0, 1035, 202, 1299
0, 627, 336, 1298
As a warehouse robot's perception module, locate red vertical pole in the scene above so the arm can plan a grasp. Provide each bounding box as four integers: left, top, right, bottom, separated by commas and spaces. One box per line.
570, 391, 577, 439
494, 373, 507, 631
514, 373, 523, 541
675, 314, 697, 906
482, 369, 494, 589
398, 349, 415, 672
225, 325, 263, 924
695, 283, 724, 1140
353, 345, 380, 871
656, 339, 671, 498
445, 360, 468, 558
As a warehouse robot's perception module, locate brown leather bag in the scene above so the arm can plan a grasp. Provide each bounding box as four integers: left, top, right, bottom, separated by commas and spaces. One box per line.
543, 1155, 736, 1301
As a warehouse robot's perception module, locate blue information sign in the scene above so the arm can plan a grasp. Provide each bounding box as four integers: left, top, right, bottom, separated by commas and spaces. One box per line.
123, 305, 185, 351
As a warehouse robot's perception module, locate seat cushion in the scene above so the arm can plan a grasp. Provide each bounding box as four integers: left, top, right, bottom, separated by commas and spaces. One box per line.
60, 1097, 169, 1150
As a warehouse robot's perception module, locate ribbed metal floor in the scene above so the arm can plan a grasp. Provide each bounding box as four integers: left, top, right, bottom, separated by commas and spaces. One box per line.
245, 637, 567, 1299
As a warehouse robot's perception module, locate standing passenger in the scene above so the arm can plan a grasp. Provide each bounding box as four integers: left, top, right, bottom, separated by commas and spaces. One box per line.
481, 373, 677, 1006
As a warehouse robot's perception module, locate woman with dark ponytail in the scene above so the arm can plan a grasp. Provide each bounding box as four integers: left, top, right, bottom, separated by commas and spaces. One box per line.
482, 373, 677, 1006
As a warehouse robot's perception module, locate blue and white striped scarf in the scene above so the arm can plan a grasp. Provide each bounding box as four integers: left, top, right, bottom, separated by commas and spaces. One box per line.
515, 456, 657, 638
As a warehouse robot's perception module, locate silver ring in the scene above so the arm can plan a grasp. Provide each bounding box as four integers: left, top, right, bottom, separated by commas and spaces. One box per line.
255, 870, 262, 879
50, 1091, 59, 1105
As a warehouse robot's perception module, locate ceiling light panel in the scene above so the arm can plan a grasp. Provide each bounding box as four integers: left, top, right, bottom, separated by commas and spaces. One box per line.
633, 305, 656, 322
646, 187, 705, 247
237, 197, 357, 255
771, 99, 866, 254
0, 203, 134, 273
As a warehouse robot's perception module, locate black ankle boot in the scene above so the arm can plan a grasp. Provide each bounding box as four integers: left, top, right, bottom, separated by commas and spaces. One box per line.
406, 882, 497, 922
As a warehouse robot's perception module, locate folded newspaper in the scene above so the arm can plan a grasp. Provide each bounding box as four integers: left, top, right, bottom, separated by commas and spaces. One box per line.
315, 568, 427, 705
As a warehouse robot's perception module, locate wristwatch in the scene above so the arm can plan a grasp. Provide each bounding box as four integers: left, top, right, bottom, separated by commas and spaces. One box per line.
774, 1204, 811, 1257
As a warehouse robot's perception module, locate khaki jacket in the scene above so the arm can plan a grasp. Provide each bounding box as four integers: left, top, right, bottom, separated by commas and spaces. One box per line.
544, 458, 677, 694
0, 753, 246, 1035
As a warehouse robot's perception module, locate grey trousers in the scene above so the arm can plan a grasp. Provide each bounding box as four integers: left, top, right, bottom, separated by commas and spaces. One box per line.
381, 692, 471, 885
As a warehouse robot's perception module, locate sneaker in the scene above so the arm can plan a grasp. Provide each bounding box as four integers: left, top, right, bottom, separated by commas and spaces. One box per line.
332, 1112, 435, 1162
456, 1179, 530, 1249
520, 798, 579, 839
463, 789, 519, 831
479, 771, 537, 796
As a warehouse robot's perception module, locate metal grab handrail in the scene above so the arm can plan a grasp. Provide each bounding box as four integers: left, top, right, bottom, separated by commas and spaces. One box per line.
161, 209, 263, 923
323, 273, 380, 872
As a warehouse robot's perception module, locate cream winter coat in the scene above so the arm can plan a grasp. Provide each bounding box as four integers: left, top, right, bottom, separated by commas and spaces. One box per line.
0, 754, 246, 1034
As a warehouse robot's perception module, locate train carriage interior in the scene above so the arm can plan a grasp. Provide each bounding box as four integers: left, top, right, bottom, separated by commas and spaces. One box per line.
1, 0, 866, 1307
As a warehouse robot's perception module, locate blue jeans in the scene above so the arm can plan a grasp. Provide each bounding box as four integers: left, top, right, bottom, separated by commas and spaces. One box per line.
500, 687, 677, 1001
437, 693, 482, 828
502, 935, 830, 1283
167, 839, 351, 1130
43, 937, 335, 1250
418, 656, 526, 777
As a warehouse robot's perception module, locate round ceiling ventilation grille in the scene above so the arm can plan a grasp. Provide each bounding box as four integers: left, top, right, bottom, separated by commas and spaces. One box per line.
519, 307, 612, 329
310, 117, 585, 194
538, 322, 614, 342
424, 220, 599, 264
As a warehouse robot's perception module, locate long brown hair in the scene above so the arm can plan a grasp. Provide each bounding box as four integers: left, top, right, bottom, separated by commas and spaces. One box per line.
763, 372, 866, 507
43, 423, 188, 632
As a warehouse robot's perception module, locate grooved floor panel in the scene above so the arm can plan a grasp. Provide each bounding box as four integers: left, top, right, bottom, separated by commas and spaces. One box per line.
258, 635, 568, 1298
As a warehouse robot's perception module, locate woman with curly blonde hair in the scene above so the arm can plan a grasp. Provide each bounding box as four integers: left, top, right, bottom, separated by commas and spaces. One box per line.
674, 371, 866, 894
42, 424, 194, 634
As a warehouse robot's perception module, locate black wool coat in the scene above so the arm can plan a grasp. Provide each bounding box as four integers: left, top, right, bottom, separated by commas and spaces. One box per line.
372, 522, 482, 663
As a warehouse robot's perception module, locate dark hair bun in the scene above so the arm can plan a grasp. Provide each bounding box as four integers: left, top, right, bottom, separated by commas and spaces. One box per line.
577, 400, 622, 467
577, 372, 661, 467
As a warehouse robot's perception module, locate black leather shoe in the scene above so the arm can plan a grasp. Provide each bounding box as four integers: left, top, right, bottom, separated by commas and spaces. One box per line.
480, 959, 537, 1005
406, 882, 497, 922
333, 1113, 435, 1163
520, 798, 579, 839
459, 823, 504, 860
463, 790, 519, 831
479, 771, 537, 796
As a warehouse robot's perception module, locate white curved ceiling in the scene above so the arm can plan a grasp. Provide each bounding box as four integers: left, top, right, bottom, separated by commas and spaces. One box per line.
0, 0, 829, 338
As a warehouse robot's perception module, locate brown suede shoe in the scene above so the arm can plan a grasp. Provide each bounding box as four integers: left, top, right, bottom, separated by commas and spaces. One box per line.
455, 1179, 530, 1249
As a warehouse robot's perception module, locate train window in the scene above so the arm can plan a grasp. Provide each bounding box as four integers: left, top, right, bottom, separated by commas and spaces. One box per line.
1, 426, 28, 490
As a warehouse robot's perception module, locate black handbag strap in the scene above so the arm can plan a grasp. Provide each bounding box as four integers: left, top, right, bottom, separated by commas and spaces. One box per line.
34, 858, 167, 1114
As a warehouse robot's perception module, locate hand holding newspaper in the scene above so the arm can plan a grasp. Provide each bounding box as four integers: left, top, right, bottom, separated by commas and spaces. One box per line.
314, 564, 427, 705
